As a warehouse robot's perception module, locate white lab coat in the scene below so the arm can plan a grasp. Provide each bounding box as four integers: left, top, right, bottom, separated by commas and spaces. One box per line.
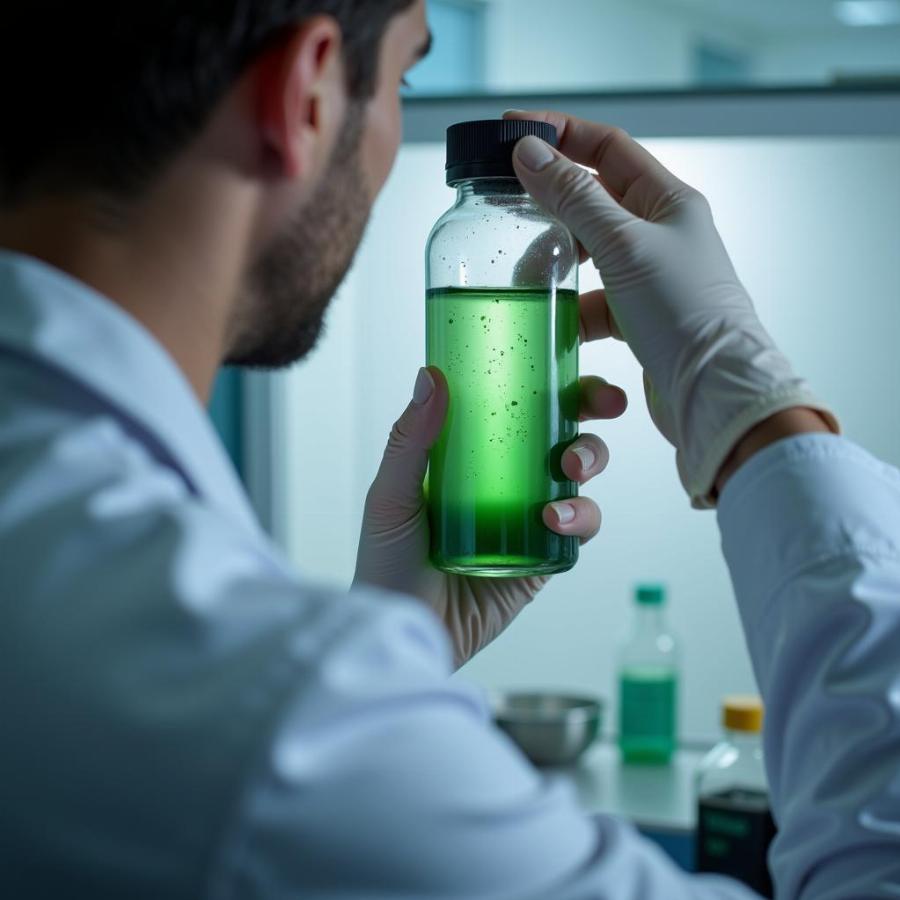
0, 250, 898, 898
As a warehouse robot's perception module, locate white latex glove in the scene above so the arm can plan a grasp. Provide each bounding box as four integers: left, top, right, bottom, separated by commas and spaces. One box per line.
507, 110, 838, 507
353, 366, 626, 669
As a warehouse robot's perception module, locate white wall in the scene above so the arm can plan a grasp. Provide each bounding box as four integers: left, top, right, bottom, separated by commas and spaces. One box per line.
757, 27, 900, 83
278, 136, 900, 743
478, 0, 900, 92
482, 0, 755, 91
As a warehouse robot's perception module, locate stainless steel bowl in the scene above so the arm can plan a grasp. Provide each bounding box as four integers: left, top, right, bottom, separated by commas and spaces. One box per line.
493, 692, 603, 767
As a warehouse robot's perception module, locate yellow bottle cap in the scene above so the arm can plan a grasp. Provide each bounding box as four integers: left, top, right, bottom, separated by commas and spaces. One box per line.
722, 695, 764, 733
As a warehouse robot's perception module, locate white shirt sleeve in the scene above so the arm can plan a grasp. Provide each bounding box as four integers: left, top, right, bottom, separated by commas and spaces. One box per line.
718, 434, 900, 899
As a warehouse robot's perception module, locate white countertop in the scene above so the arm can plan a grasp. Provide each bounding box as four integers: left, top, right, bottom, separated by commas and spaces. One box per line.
543, 742, 706, 832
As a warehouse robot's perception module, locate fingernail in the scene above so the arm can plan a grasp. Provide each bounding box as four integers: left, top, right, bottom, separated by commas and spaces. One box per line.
413, 367, 434, 405
502, 108, 526, 117
515, 135, 555, 172
573, 445, 596, 472
550, 501, 575, 524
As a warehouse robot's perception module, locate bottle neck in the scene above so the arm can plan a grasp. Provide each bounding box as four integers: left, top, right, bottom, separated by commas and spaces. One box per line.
634, 604, 666, 633
725, 728, 762, 748
454, 177, 527, 202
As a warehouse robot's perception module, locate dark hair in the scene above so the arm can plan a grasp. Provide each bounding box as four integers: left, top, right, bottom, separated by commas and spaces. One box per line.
0, 1, 415, 206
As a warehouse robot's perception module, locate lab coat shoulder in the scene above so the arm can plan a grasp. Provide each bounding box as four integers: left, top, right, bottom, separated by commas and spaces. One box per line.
0, 393, 454, 897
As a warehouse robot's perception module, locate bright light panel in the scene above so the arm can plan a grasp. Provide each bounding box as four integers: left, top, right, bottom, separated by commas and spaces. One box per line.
834, 0, 900, 26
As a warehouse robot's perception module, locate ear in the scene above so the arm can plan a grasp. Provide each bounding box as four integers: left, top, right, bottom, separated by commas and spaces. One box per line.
255, 16, 345, 180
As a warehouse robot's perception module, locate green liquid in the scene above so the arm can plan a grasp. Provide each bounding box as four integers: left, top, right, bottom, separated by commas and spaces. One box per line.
425, 286, 579, 577
618, 666, 677, 764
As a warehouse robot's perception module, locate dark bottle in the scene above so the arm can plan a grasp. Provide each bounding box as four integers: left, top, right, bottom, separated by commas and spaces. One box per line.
696, 696, 776, 897
425, 120, 580, 577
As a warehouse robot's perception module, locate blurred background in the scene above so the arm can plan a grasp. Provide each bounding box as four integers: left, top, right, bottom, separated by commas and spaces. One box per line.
212, 0, 900, 747
406, 0, 900, 94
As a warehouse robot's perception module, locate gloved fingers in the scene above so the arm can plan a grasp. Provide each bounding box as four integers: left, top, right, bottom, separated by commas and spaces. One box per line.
579, 289, 625, 343
365, 366, 449, 517
504, 109, 680, 206
579, 375, 628, 422
542, 497, 602, 544
561, 433, 610, 483
512, 136, 633, 256
572, 174, 624, 259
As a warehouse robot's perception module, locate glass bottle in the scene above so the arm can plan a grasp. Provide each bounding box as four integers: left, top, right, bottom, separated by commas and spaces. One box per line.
617, 584, 679, 764
696, 696, 775, 898
425, 119, 580, 577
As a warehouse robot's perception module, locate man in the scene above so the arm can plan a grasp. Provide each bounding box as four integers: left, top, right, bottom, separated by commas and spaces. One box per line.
1, 2, 898, 898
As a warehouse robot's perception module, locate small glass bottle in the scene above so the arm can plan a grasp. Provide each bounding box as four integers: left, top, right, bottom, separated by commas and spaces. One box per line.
696, 696, 775, 898
425, 120, 580, 577
617, 584, 679, 764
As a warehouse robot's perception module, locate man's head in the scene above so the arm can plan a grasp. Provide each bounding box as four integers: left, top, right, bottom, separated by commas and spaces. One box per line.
0, 1, 430, 370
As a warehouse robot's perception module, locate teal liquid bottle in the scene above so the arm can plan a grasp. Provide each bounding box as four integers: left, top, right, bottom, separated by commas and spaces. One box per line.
425, 120, 580, 577
617, 584, 679, 764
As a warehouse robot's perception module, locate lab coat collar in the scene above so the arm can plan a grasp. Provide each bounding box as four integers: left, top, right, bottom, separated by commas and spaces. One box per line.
0, 250, 262, 538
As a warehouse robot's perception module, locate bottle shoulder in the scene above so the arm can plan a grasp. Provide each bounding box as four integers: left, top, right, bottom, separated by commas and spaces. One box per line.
426, 195, 578, 291
697, 736, 767, 795
617, 626, 679, 668
427, 199, 572, 243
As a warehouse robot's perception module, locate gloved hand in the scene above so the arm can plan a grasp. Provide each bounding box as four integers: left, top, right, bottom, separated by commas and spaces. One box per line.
506, 110, 838, 507
354, 366, 626, 669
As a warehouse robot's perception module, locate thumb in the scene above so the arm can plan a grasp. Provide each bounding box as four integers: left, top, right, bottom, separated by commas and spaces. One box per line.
366, 367, 449, 518
512, 135, 633, 260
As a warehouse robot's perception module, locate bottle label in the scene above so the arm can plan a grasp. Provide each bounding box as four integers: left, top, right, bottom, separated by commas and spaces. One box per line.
696, 789, 776, 897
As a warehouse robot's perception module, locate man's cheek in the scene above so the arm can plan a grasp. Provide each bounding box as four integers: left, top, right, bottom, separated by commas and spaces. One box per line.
363, 97, 402, 197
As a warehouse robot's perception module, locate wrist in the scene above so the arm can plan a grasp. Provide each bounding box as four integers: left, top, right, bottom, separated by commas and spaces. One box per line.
714, 407, 833, 497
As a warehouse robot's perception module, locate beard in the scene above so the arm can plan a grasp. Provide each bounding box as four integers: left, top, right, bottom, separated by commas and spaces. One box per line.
225, 108, 370, 369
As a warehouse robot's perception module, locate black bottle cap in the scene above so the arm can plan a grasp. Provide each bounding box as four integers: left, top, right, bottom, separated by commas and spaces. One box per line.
445, 119, 558, 185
